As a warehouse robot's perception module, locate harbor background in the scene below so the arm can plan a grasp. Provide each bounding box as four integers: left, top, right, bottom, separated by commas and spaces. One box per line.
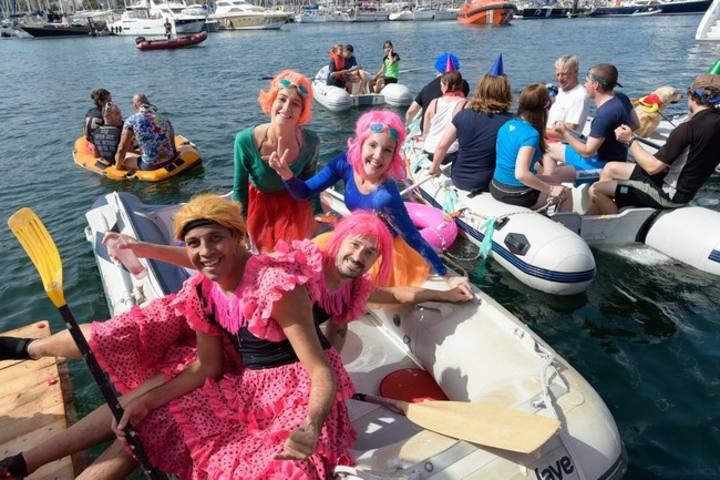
1, 15, 719, 478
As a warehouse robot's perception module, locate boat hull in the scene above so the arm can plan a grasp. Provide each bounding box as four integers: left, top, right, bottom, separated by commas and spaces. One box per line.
136, 30, 207, 50
518, 6, 591, 19
215, 14, 286, 29
403, 140, 595, 295
458, 2, 517, 24
21, 24, 90, 37
312, 66, 412, 111
73, 135, 202, 182
84, 190, 626, 479
590, 6, 661, 16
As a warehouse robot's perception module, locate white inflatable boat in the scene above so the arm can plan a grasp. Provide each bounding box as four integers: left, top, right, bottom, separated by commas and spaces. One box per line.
312, 65, 413, 112
85, 191, 626, 480
404, 141, 596, 296
555, 116, 720, 277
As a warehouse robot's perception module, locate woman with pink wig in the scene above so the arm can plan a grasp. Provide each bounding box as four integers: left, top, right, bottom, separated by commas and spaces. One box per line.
270, 109, 471, 292
232, 69, 320, 253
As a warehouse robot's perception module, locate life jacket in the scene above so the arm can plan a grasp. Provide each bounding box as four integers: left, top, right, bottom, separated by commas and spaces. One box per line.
327, 49, 345, 72
93, 125, 122, 163
84, 107, 103, 141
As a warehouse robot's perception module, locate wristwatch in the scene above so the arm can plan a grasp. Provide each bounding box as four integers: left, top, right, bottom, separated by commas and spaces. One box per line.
626, 137, 636, 147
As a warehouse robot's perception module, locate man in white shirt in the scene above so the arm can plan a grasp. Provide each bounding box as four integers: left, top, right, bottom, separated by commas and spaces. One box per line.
545, 54, 590, 139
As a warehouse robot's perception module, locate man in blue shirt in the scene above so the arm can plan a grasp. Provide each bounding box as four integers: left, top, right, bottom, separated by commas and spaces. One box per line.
546, 63, 638, 171
342, 44, 368, 94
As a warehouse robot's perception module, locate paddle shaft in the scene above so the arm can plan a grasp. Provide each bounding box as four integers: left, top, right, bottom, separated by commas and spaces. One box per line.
352, 393, 408, 413
57, 304, 167, 480
400, 163, 451, 197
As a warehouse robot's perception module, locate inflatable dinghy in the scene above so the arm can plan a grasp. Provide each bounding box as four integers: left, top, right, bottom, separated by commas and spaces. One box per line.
312, 65, 413, 111
73, 135, 202, 182
403, 138, 595, 296
84, 191, 626, 479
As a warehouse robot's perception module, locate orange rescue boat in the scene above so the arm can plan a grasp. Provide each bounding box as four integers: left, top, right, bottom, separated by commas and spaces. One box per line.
457, 0, 517, 25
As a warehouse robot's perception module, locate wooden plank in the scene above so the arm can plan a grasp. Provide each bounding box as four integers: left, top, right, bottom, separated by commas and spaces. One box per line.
0, 321, 82, 479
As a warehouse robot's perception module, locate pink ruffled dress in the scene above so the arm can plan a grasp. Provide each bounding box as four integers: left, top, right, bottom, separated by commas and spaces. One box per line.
171, 239, 371, 480
89, 277, 241, 479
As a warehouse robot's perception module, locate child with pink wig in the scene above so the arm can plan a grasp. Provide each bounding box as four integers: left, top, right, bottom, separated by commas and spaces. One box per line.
232, 69, 320, 253
270, 109, 471, 293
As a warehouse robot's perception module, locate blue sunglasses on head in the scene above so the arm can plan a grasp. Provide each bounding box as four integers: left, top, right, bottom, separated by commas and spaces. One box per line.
278, 78, 309, 97
369, 122, 399, 140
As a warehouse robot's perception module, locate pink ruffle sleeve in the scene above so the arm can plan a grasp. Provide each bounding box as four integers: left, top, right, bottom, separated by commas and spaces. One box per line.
314, 273, 375, 325
241, 239, 323, 341
170, 273, 224, 336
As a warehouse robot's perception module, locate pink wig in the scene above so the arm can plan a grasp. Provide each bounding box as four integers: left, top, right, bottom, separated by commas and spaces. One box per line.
347, 109, 407, 181
326, 210, 394, 286
257, 69, 314, 125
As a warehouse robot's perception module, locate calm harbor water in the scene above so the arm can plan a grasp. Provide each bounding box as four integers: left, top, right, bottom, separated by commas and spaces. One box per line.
1, 16, 719, 478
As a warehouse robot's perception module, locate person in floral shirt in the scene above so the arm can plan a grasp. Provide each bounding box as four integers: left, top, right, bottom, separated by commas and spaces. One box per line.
116, 92, 176, 170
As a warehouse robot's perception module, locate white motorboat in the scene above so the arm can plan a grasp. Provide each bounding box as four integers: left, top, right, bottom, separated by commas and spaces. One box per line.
389, 5, 446, 20
312, 65, 413, 112
211, 0, 288, 30
110, 1, 205, 36
84, 190, 627, 480
149, 0, 213, 34
389, 6, 416, 20
695, 0, 720, 39
345, 6, 389, 21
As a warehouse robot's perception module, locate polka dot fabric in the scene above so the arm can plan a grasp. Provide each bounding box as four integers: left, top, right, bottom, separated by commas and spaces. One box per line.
90, 274, 241, 478
172, 349, 355, 479
172, 241, 357, 479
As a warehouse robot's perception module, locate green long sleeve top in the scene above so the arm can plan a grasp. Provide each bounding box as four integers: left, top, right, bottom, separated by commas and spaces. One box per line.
231, 126, 321, 216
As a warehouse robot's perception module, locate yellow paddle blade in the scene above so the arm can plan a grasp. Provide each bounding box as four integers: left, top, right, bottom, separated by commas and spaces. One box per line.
402, 400, 561, 454
8, 208, 66, 308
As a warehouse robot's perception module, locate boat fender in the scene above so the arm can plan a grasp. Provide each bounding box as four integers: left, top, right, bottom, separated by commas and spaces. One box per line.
404, 202, 458, 251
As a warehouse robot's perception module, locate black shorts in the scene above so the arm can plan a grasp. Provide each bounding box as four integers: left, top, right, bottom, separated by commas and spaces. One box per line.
615, 166, 686, 209
490, 179, 540, 207
383, 76, 398, 84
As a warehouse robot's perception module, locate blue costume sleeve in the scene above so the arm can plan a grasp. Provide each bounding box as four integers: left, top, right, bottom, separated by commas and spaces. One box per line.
284, 152, 345, 200
375, 182, 448, 277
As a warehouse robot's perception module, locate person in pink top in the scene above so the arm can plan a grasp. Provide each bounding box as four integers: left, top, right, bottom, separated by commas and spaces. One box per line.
0, 200, 472, 479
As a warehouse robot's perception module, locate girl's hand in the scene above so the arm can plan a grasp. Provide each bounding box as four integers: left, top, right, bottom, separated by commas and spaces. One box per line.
274, 419, 319, 461
444, 276, 472, 298
112, 396, 152, 441
443, 285, 475, 303
268, 145, 293, 181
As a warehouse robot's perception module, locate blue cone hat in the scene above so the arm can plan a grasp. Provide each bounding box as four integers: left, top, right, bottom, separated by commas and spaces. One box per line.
489, 53, 504, 76
434, 52, 460, 73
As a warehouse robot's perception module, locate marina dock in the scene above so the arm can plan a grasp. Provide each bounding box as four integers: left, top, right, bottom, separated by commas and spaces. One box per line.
0, 321, 82, 479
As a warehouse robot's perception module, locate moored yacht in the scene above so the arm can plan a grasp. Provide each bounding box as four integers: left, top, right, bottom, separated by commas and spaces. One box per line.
148, 0, 212, 33
695, 0, 720, 39
211, 0, 289, 30
110, 0, 205, 36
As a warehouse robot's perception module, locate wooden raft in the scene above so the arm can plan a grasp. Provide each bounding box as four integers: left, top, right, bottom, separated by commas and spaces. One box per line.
0, 321, 82, 479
